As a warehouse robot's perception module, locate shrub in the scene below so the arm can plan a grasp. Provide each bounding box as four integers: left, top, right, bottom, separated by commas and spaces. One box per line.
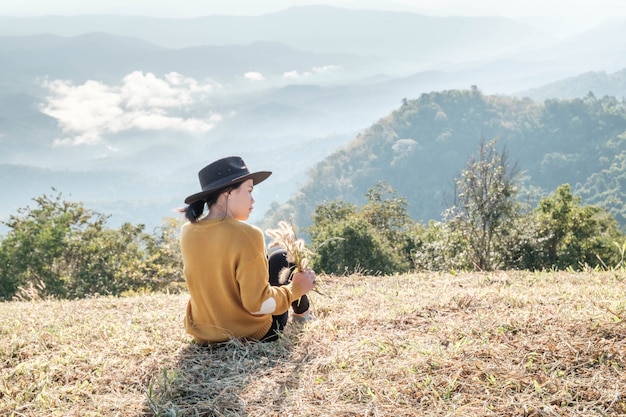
309, 182, 416, 275
0, 191, 183, 300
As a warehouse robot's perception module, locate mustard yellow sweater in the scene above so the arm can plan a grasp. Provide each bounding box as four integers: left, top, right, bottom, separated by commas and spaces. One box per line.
180, 217, 304, 344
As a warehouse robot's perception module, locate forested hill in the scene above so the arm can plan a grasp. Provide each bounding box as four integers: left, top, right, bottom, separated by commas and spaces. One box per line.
263, 88, 626, 231
517, 68, 626, 100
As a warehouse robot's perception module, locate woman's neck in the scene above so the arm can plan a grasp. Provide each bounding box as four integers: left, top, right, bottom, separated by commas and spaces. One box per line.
206, 201, 231, 220
206, 210, 231, 220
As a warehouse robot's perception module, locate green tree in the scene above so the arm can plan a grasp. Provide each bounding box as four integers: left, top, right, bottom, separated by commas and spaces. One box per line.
61, 221, 144, 298
309, 200, 358, 232
311, 215, 398, 275
0, 191, 105, 298
139, 217, 185, 293
532, 184, 622, 270
412, 220, 466, 272
361, 181, 416, 271
309, 182, 417, 274
0, 191, 183, 300
444, 139, 521, 270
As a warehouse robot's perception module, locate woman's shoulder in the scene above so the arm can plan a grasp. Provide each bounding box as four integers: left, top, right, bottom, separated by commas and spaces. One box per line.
181, 217, 261, 235
229, 219, 263, 237
226, 220, 265, 251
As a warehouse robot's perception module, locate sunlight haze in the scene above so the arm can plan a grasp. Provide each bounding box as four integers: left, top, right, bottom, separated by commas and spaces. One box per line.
0, 0, 623, 26
1, 0, 625, 233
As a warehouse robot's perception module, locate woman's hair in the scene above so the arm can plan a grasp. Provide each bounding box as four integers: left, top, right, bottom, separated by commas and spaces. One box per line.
184, 199, 206, 222
183, 183, 241, 222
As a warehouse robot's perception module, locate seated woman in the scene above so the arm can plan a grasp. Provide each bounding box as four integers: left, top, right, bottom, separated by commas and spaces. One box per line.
180, 156, 317, 344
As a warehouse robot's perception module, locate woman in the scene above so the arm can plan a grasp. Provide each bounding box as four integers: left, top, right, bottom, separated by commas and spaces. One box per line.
180, 156, 317, 344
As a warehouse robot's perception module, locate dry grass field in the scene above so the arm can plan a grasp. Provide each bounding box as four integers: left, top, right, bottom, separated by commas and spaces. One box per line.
1, 270, 625, 416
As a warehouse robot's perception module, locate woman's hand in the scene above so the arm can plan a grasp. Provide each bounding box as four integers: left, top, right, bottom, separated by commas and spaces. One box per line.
292, 268, 316, 293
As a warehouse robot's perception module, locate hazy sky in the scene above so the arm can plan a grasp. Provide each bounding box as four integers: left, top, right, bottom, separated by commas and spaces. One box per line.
1, 0, 624, 26
6, 0, 623, 147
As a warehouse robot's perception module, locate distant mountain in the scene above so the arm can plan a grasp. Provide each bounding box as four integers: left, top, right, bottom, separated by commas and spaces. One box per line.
0, 92, 58, 156
0, 6, 549, 64
0, 33, 367, 87
2, 9, 624, 90
516, 69, 626, 100
264, 88, 626, 232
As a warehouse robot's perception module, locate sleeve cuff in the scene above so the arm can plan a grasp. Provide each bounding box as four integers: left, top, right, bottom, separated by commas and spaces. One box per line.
288, 281, 305, 303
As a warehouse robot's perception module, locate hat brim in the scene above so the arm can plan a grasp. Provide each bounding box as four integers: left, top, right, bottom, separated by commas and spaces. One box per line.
184, 171, 271, 204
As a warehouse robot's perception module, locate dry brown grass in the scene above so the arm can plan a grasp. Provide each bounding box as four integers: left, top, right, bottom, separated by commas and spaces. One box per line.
2, 270, 625, 416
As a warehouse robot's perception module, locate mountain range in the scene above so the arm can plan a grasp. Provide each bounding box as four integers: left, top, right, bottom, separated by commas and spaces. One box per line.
1, 6, 625, 234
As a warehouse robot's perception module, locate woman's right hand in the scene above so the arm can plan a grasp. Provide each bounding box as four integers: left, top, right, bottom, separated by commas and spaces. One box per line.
292, 268, 316, 293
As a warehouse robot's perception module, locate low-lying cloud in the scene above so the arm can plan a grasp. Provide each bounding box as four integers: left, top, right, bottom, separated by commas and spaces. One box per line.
40, 71, 221, 146
244, 71, 265, 81
282, 65, 339, 79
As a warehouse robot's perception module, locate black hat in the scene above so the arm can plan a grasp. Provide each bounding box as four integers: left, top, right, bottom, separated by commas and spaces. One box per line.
184, 156, 271, 204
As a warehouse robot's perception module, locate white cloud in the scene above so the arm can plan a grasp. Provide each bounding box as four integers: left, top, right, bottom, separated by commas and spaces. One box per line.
41, 79, 123, 136
244, 71, 265, 81
40, 71, 220, 146
312, 65, 338, 74
282, 70, 300, 79
282, 65, 339, 79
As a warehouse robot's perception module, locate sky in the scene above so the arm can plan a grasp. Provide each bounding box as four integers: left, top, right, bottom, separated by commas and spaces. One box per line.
5, 0, 624, 148
1, 0, 624, 26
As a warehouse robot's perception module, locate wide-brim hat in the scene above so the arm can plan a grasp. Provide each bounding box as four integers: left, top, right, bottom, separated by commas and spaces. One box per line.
184, 156, 271, 204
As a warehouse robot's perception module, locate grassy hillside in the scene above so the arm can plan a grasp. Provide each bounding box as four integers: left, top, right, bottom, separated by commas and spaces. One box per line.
2, 271, 625, 416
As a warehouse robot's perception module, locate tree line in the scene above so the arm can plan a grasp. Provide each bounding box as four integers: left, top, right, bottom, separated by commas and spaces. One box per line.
309, 139, 623, 275
1, 140, 624, 301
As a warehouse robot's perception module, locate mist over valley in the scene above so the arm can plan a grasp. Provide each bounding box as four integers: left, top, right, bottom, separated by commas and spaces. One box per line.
1, 6, 626, 233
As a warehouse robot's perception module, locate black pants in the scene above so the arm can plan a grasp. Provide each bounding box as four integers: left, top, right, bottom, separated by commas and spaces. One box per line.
260, 249, 310, 342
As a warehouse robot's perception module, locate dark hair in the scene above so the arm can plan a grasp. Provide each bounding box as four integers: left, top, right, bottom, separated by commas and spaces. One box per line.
184, 200, 206, 222
183, 183, 242, 222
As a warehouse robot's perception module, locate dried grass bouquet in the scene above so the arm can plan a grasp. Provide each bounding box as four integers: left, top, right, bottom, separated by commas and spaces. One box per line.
265, 220, 315, 284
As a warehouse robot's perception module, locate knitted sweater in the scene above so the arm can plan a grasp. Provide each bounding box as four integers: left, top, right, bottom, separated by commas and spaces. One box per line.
180, 217, 304, 344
